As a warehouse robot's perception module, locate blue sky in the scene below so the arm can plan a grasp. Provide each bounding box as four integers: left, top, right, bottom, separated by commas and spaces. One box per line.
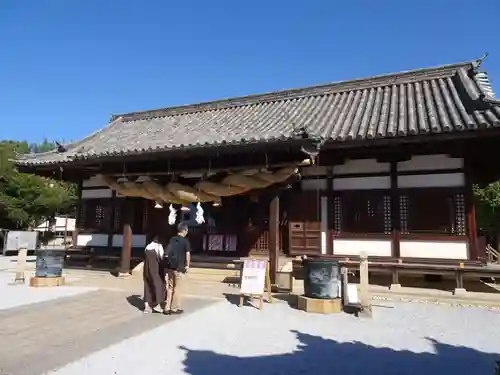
1, 0, 499, 143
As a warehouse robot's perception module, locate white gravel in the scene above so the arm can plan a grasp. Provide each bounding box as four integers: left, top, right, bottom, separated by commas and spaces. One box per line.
0, 272, 96, 311
48, 298, 500, 375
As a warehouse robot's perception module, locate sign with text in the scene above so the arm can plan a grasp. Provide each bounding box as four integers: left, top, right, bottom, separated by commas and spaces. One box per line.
240, 259, 267, 295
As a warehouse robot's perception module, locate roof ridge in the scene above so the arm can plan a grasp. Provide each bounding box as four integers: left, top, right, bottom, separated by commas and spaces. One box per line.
114, 60, 475, 121
474, 71, 498, 101
16, 116, 125, 160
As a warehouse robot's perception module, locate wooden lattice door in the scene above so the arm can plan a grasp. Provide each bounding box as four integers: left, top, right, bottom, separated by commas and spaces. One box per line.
288, 191, 322, 255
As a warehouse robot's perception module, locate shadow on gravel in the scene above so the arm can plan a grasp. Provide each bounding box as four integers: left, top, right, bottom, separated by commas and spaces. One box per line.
272, 293, 298, 309
126, 294, 145, 311
222, 293, 240, 306
180, 330, 500, 375
223, 293, 273, 309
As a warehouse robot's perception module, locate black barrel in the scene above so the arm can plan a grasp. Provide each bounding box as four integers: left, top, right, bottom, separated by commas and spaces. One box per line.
303, 258, 340, 299
35, 249, 65, 277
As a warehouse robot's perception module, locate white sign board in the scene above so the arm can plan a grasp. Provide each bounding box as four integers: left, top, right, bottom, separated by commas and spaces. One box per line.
240, 259, 267, 295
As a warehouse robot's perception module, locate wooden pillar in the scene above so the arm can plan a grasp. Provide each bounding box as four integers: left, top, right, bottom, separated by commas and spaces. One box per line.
72, 179, 83, 247
359, 252, 372, 316
269, 194, 280, 285
107, 190, 117, 248
119, 199, 133, 276
326, 168, 334, 255
390, 161, 401, 259
465, 158, 480, 261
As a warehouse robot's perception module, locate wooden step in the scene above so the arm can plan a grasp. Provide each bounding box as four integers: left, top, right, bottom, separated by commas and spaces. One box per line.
189, 266, 240, 277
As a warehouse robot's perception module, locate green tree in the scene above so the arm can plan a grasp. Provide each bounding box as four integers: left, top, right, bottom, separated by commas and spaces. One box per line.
0, 140, 76, 229
474, 182, 500, 248
29, 138, 57, 154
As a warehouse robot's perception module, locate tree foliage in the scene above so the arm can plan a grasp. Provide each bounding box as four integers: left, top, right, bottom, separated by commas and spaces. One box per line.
0, 140, 77, 229
474, 182, 500, 239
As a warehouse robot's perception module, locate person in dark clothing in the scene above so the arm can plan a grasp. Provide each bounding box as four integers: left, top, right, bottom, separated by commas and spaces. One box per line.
142, 235, 166, 313
164, 222, 191, 315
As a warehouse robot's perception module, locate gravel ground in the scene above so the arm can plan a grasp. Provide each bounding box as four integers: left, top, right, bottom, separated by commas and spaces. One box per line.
0, 272, 96, 310
48, 298, 500, 375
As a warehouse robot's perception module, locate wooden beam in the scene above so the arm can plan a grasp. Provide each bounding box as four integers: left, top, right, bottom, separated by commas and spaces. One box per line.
104, 159, 309, 178
390, 161, 401, 258
269, 195, 280, 285
107, 190, 117, 248
72, 180, 83, 247
326, 168, 334, 255
358, 252, 372, 317
465, 157, 480, 261
119, 199, 133, 276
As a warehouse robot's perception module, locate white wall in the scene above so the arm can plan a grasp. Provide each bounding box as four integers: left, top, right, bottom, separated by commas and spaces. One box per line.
301, 166, 329, 177
320, 196, 328, 254
397, 154, 463, 172
82, 174, 120, 198
76, 234, 108, 247
36, 217, 76, 232
334, 176, 390, 190
333, 239, 392, 257
112, 234, 147, 248
81, 189, 113, 199
301, 179, 327, 191
82, 175, 107, 188
301, 159, 391, 191
301, 155, 464, 191
400, 240, 468, 260
333, 159, 390, 174
398, 173, 464, 188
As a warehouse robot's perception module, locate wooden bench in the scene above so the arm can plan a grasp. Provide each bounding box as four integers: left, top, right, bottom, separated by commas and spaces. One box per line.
292, 257, 500, 293
64, 247, 143, 271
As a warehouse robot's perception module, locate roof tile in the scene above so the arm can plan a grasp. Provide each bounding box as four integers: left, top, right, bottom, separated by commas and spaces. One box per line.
17, 61, 500, 166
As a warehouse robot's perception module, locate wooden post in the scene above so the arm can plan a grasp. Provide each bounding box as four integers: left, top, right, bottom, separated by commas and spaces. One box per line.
119, 199, 133, 277
269, 195, 279, 285
326, 167, 334, 255
390, 161, 401, 259
107, 190, 117, 248
13, 248, 28, 284
359, 252, 372, 316
72, 179, 83, 247
465, 157, 479, 261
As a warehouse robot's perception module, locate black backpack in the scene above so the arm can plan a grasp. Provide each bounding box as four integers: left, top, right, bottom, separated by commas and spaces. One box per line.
164, 237, 180, 269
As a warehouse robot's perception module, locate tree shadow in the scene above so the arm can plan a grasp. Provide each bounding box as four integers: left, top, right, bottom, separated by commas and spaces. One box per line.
222, 293, 241, 306
126, 294, 145, 311
271, 292, 300, 310
180, 330, 500, 374
223, 293, 271, 309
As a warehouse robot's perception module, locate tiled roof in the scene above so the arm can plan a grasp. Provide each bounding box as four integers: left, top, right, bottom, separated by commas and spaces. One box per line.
17, 60, 500, 166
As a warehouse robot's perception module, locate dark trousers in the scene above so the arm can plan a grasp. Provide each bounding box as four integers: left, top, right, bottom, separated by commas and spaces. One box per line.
143, 250, 165, 307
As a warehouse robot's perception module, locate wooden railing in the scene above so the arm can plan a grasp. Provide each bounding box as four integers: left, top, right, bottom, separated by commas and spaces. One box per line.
486, 244, 500, 264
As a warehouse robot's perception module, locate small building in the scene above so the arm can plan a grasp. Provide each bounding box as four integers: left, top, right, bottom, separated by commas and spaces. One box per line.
35, 216, 76, 234
16, 59, 500, 281
35, 216, 75, 247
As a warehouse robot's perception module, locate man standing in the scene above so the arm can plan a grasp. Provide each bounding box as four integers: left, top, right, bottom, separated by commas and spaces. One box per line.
164, 222, 191, 315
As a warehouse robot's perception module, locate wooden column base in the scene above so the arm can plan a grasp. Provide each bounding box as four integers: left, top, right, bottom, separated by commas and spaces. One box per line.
297, 295, 342, 314
29, 276, 65, 287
